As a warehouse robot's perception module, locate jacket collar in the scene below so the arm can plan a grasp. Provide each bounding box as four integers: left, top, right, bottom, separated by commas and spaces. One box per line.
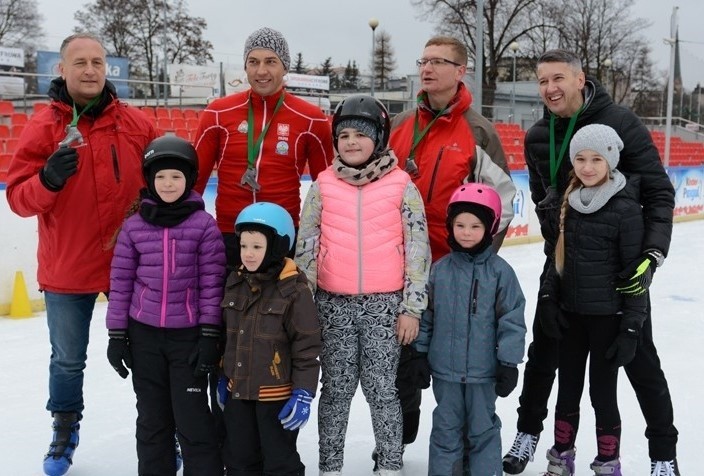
417, 81, 472, 120
248, 87, 286, 108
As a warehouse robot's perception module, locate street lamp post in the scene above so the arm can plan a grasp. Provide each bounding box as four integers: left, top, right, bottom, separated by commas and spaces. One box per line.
603, 58, 612, 98
509, 41, 519, 123
368, 18, 379, 97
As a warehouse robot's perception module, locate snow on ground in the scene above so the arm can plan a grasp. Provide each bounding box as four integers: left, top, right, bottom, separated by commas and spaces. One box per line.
1, 220, 701, 475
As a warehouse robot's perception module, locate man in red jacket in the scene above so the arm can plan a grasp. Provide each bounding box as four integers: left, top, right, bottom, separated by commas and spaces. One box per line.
387, 35, 516, 468
193, 26, 334, 266
6, 33, 156, 476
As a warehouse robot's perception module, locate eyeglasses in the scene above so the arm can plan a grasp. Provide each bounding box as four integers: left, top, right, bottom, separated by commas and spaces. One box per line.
416, 58, 463, 68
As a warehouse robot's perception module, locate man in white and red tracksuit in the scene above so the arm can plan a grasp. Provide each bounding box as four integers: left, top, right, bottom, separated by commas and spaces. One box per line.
193, 26, 334, 266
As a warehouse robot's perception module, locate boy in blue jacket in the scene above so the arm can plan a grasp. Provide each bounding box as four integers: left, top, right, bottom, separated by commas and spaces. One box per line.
412, 183, 526, 475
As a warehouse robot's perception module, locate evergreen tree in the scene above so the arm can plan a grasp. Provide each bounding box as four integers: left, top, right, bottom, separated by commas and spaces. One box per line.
320, 57, 340, 91
372, 30, 396, 91
293, 52, 307, 74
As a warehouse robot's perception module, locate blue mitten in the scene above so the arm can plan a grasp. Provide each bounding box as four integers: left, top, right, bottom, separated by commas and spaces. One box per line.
216, 376, 230, 411
277, 389, 313, 431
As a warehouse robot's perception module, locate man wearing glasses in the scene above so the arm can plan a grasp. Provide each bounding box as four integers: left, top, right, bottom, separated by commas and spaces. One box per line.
387, 35, 517, 468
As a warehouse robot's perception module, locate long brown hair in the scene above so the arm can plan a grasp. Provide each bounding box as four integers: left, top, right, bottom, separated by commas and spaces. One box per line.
554, 172, 582, 275
106, 195, 141, 249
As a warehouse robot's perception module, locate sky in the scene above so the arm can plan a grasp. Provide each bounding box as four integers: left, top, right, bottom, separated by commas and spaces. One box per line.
1, 218, 700, 475
33, 0, 704, 90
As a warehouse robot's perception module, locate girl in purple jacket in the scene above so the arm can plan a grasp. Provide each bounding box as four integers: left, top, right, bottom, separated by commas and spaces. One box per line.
106, 136, 226, 476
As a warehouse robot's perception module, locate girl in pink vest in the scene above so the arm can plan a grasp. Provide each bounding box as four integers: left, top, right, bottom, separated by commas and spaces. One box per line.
296, 95, 431, 475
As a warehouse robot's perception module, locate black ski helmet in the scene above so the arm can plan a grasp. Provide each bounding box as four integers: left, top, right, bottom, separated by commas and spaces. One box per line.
142, 135, 199, 199
332, 94, 390, 157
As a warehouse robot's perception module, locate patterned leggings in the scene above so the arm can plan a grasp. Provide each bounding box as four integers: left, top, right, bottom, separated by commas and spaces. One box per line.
316, 289, 404, 472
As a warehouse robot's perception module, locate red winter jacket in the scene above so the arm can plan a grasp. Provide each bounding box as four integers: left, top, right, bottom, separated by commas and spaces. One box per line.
193, 88, 333, 231
390, 83, 512, 261
6, 91, 156, 293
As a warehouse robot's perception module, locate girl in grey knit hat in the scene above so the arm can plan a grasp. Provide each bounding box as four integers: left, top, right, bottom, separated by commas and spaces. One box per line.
539, 122, 647, 476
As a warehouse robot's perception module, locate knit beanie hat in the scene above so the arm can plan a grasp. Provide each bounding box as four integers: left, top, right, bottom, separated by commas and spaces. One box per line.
243, 27, 290, 71
569, 124, 623, 171
146, 156, 196, 204
336, 118, 379, 144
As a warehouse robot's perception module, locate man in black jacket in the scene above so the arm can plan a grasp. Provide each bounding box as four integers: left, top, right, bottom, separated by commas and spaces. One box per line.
502, 49, 679, 476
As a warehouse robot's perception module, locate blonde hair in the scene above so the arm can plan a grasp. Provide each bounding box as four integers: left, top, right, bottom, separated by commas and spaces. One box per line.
554, 172, 582, 275
424, 36, 468, 66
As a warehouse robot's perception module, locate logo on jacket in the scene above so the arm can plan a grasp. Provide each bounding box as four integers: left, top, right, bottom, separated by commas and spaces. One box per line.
276, 140, 289, 155
277, 123, 290, 138
237, 120, 248, 133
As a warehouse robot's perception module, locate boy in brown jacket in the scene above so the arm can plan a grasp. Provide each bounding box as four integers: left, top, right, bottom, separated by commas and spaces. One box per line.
221, 202, 321, 475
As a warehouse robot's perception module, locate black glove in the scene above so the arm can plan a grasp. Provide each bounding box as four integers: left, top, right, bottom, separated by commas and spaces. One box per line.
40, 147, 79, 190
536, 295, 569, 340
615, 250, 664, 296
495, 364, 518, 397
406, 351, 431, 389
107, 329, 132, 379
190, 325, 222, 377
605, 329, 638, 369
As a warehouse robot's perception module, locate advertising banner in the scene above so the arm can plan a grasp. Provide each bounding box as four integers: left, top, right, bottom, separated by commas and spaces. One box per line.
669, 166, 704, 217
0, 46, 25, 97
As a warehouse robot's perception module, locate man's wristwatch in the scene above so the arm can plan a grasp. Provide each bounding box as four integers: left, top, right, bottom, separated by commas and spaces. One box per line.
645, 249, 665, 268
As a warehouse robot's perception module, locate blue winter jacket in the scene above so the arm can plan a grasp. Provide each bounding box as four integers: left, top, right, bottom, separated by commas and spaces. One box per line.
415, 247, 526, 383
106, 191, 226, 330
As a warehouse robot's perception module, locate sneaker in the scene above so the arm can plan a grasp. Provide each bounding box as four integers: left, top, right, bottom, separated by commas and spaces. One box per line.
175, 434, 183, 471
590, 458, 622, 475
503, 431, 540, 474
545, 447, 576, 476
42, 413, 80, 476
651, 459, 680, 476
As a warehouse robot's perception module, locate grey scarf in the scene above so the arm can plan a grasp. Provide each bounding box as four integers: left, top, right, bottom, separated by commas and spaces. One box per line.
568, 169, 627, 214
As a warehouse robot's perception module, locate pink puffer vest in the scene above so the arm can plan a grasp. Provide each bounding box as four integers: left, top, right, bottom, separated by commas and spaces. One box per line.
316, 167, 409, 295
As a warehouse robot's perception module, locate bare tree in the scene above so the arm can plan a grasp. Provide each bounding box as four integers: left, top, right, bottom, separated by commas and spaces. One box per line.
0, 0, 44, 47
411, 0, 554, 111
75, 0, 213, 95
0, 0, 45, 93
411, 0, 658, 110
168, 0, 212, 65
550, 0, 652, 103
372, 30, 396, 91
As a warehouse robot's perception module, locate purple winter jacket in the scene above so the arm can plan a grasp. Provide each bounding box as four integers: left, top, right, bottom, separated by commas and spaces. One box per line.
106, 192, 226, 330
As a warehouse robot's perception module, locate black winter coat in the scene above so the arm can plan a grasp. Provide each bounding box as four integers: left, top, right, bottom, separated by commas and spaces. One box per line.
525, 77, 674, 259
555, 177, 647, 322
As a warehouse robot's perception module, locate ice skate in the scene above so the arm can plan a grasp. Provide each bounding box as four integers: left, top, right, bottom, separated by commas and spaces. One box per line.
651, 459, 680, 476
543, 447, 576, 476
503, 431, 539, 474
42, 412, 80, 476
590, 457, 622, 475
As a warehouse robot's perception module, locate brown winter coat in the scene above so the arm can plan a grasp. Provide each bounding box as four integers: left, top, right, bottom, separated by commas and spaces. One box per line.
222, 258, 321, 401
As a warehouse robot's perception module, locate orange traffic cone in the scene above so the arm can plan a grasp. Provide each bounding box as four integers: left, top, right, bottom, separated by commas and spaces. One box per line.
9, 271, 33, 318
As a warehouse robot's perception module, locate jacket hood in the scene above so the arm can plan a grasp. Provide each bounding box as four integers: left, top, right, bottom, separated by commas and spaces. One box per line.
48, 77, 117, 117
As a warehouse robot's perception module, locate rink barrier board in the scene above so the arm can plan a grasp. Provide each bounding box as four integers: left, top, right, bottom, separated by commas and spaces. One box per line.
1, 168, 703, 315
